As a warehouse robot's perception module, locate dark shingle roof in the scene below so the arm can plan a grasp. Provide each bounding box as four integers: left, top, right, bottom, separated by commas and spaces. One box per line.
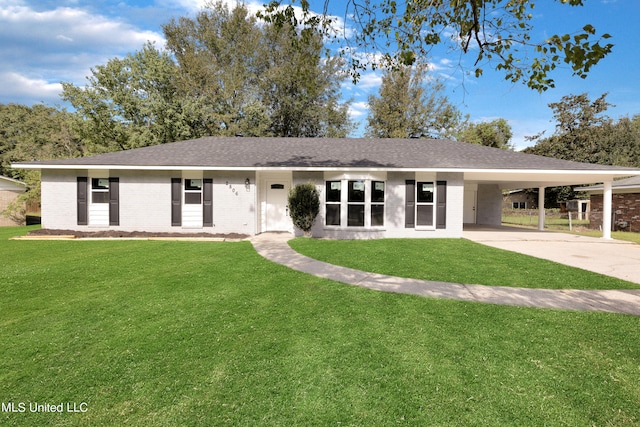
16, 137, 640, 172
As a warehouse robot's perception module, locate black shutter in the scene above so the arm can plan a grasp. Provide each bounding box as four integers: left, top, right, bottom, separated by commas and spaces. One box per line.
203, 178, 213, 227
77, 177, 88, 225
171, 178, 181, 226
109, 177, 119, 226
436, 180, 447, 229
405, 180, 415, 228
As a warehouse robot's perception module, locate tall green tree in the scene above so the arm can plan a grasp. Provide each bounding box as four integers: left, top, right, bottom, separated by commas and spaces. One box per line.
0, 103, 82, 208
525, 93, 613, 164
524, 93, 640, 205
260, 19, 353, 137
164, 1, 352, 138
457, 118, 513, 149
263, 1, 613, 91
365, 64, 462, 138
61, 42, 195, 153
163, 2, 266, 136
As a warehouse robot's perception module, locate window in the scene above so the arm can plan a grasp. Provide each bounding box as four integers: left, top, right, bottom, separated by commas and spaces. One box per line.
512, 202, 526, 209
78, 177, 119, 226
416, 182, 434, 226
405, 180, 446, 229
91, 178, 109, 203
185, 179, 202, 204
348, 180, 365, 227
371, 181, 385, 226
325, 181, 341, 226
325, 179, 385, 228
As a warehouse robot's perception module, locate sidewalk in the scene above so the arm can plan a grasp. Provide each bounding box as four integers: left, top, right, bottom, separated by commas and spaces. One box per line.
251, 232, 640, 316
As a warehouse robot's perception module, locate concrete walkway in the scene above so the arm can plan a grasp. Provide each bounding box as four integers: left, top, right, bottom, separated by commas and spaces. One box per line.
251, 232, 640, 316
463, 226, 640, 284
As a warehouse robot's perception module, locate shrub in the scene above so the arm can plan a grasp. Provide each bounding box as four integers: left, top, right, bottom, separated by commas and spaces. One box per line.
288, 182, 320, 237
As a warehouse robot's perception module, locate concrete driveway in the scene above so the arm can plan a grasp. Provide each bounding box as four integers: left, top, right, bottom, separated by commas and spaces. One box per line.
463, 226, 640, 285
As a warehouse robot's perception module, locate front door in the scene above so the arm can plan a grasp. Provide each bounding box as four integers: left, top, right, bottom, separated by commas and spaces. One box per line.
265, 179, 291, 231
464, 187, 477, 224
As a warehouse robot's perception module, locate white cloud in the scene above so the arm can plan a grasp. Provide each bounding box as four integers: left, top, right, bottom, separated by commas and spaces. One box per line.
0, 72, 62, 102
355, 71, 382, 90
349, 101, 369, 119
0, 0, 165, 105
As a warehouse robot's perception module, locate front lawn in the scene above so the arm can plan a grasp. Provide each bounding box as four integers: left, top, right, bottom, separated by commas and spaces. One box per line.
1, 226, 639, 426
289, 238, 640, 290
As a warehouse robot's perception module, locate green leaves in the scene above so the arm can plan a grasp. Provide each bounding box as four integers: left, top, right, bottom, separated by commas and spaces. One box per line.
288, 183, 320, 235
281, 0, 614, 92
365, 63, 463, 139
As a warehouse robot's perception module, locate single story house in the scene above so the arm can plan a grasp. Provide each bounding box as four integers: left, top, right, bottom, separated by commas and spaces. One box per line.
576, 175, 640, 232
502, 189, 538, 210
0, 175, 27, 226
13, 137, 640, 239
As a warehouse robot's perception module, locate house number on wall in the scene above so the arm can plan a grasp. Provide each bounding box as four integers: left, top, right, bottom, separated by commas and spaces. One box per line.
225, 181, 239, 196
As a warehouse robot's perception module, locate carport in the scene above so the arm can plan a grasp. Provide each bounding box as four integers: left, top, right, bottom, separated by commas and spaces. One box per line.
463, 168, 634, 239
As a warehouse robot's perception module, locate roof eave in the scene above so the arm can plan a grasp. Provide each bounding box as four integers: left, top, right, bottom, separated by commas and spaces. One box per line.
12, 163, 640, 176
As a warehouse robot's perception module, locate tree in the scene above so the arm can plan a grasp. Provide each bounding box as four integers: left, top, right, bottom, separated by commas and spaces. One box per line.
365, 64, 462, 138
524, 93, 640, 205
457, 118, 513, 149
259, 18, 353, 137
262, 1, 613, 91
525, 93, 613, 164
288, 183, 320, 237
164, 1, 353, 138
62, 42, 196, 153
163, 2, 267, 136
0, 103, 82, 210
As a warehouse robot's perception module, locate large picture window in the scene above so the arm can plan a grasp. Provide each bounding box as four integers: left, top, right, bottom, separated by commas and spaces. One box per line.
325, 178, 385, 228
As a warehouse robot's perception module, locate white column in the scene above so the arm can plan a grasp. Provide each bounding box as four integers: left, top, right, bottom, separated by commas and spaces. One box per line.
538, 187, 545, 231
602, 180, 613, 239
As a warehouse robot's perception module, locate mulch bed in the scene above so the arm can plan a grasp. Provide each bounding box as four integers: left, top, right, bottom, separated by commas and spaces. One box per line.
28, 228, 249, 240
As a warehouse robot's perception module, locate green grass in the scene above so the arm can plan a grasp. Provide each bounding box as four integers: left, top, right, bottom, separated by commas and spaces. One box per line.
289, 238, 640, 290
1, 226, 640, 426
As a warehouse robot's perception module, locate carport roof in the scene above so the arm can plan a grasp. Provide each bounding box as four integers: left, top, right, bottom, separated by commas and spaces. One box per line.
13, 137, 640, 188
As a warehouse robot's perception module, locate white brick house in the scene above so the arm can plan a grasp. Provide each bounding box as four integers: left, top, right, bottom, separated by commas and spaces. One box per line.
13, 137, 640, 239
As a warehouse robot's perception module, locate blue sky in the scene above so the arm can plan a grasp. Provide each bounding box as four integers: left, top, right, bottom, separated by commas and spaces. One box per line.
1, 0, 638, 149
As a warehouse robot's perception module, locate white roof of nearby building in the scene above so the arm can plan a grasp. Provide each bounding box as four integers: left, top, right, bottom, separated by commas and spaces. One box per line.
0, 175, 27, 192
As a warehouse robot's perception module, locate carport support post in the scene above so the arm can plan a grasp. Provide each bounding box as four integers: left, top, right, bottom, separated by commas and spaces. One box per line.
602, 180, 613, 240
538, 187, 545, 231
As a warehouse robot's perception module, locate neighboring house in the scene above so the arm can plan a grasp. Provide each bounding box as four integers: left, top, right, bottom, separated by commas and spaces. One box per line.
576, 176, 640, 232
0, 176, 27, 226
503, 189, 538, 210
12, 137, 640, 239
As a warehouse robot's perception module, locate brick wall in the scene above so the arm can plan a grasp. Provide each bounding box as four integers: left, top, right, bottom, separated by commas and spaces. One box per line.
590, 193, 640, 232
